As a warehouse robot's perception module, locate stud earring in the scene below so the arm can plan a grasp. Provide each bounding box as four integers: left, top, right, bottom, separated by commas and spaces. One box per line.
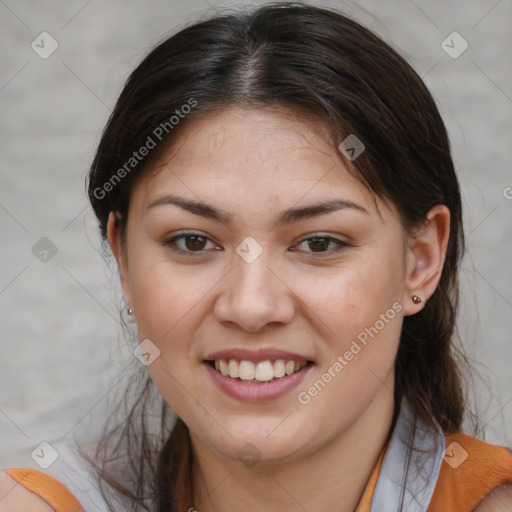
127, 307, 134, 316
412, 295, 422, 305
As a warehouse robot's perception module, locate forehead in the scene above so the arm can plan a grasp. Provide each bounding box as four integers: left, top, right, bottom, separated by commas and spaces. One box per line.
132, 107, 393, 220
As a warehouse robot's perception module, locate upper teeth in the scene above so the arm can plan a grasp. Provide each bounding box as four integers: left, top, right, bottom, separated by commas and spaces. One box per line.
213, 359, 307, 382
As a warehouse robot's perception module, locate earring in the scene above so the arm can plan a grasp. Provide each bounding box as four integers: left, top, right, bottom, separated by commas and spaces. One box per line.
412, 295, 422, 304
127, 307, 134, 316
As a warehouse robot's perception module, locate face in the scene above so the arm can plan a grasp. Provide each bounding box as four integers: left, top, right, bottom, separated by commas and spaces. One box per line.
112, 107, 414, 467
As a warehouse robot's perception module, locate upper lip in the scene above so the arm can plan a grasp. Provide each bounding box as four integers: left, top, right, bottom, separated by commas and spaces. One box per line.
204, 348, 313, 363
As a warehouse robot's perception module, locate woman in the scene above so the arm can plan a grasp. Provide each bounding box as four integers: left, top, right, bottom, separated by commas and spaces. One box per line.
1, 3, 511, 511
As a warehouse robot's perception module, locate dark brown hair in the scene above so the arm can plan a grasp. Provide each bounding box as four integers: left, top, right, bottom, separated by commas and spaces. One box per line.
84, 3, 471, 510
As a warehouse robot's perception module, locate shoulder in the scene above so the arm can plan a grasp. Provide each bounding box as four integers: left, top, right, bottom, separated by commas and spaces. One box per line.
473, 483, 512, 511
429, 432, 512, 511
0, 470, 56, 511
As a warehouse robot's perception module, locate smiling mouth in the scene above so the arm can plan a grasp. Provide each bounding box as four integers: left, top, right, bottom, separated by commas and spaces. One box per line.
206, 359, 313, 383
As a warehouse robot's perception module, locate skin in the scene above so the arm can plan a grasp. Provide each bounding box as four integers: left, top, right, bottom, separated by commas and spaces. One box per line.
474, 484, 512, 511
0, 472, 55, 511
107, 107, 450, 511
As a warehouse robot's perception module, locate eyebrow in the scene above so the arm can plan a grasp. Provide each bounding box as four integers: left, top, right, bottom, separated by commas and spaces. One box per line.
146, 193, 368, 225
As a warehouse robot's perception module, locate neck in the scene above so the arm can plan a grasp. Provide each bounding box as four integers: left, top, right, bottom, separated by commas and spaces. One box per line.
190, 378, 396, 512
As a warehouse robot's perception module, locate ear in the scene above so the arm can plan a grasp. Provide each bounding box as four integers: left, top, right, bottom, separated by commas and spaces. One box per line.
107, 211, 133, 313
402, 204, 451, 316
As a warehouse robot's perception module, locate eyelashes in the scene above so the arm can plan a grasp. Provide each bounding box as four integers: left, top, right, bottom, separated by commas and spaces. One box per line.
163, 231, 349, 257
293, 236, 348, 254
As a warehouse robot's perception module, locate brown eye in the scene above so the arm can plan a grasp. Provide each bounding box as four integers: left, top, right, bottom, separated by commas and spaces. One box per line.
308, 237, 330, 252
184, 235, 207, 251
293, 235, 348, 255
164, 232, 219, 255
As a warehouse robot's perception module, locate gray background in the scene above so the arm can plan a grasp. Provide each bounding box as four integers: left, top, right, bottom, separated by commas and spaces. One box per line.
1, 0, 511, 470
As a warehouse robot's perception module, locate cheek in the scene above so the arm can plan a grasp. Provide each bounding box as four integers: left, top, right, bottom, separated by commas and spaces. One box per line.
126, 260, 210, 421
126, 241, 189, 336
313, 254, 404, 337
294, 266, 403, 434
306, 250, 404, 391
130, 263, 204, 343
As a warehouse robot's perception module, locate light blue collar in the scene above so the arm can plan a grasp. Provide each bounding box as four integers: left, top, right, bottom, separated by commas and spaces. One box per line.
48, 397, 445, 512
370, 398, 445, 511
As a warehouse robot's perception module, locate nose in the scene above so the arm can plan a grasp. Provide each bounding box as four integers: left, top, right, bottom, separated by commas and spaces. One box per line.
213, 247, 295, 332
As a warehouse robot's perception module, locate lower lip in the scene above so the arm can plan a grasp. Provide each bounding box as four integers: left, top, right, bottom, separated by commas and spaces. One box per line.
204, 362, 313, 402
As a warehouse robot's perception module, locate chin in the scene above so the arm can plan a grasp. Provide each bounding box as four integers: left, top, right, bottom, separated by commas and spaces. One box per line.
194, 415, 319, 467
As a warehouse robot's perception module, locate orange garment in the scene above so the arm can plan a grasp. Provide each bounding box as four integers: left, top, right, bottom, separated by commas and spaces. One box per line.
4, 467, 84, 512
4, 432, 512, 511
354, 437, 388, 512
428, 432, 512, 511
6, 461, 385, 512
